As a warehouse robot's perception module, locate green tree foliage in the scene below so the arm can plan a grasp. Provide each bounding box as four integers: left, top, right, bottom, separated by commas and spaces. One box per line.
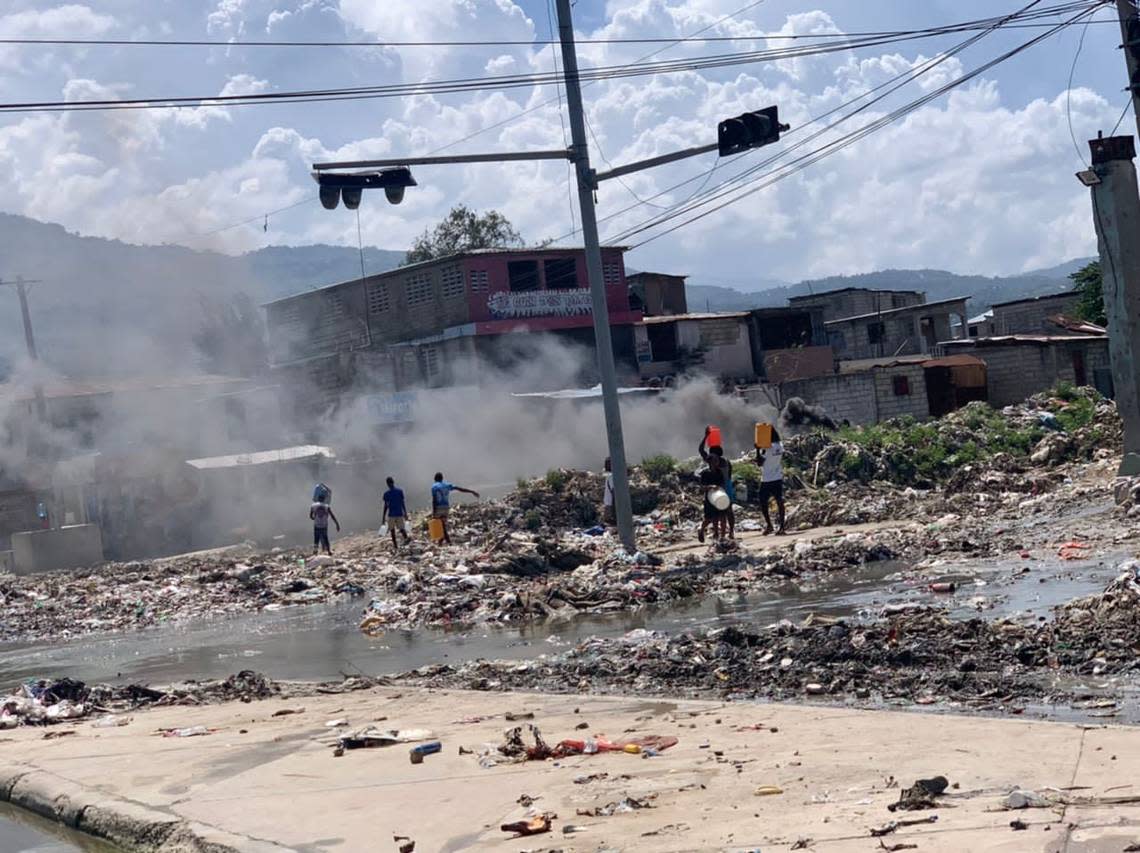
404, 205, 523, 264
1070, 261, 1106, 326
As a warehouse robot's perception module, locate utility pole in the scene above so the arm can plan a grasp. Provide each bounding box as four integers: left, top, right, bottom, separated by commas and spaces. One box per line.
1083, 136, 1140, 475
1117, 0, 1140, 138
1, 276, 47, 419
16, 277, 38, 360
554, 0, 635, 551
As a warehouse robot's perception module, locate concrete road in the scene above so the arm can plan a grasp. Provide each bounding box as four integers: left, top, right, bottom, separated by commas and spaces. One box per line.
0, 686, 1137, 851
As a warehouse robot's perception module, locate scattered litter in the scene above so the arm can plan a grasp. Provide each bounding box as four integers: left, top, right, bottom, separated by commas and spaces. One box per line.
754, 785, 783, 797
158, 726, 216, 738
500, 813, 554, 837
888, 776, 948, 812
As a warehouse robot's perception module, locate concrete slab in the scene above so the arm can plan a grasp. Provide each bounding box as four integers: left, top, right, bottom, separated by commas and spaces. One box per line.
0, 688, 1136, 852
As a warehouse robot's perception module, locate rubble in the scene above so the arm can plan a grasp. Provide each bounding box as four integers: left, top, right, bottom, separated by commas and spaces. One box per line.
0, 386, 1123, 648
0, 670, 378, 727
395, 560, 1140, 711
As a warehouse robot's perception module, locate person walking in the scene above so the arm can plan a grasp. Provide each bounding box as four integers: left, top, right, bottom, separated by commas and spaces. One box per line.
381, 476, 411, 553
699, 428, 735, 539
431, 472, 479, 546
309, 496, 340, 555
756, 426, 786, 535
602, 457, 615, 526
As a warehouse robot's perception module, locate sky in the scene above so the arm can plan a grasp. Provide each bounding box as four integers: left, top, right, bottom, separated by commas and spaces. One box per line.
0, 0, 1130, 286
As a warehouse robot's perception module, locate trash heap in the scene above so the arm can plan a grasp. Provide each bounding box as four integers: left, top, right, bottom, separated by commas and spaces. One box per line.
397, 561, 1140, 709
0, 670, 376, 727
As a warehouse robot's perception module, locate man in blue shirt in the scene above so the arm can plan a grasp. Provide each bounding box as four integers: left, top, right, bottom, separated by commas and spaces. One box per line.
431, 471, 479, 545
381, 476, 411, 553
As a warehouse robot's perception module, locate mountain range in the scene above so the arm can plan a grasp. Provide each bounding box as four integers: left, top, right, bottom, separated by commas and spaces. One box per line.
0, 213, 1093, 379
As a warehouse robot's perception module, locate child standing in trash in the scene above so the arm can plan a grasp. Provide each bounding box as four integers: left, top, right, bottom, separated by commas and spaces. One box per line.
381, 476, 411, 553
309, 497, 340, 555
756, 426, 786, 535
431, 472, 479, 546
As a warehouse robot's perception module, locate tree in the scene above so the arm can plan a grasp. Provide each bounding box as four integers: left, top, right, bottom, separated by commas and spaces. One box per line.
404, 204, 523, 264
193, 292, 269, 377
1070, 261, 1106, 326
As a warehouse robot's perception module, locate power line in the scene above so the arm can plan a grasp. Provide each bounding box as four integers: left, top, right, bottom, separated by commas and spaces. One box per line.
620, 3, 1099, 251
0, 4, 1099, 114
1066, 12, 1098, 167
0, 11, 1113, 48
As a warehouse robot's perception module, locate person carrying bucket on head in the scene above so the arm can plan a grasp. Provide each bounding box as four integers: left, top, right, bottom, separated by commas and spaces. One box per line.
309, 494, 339, 555
755, 424, 786, 535
431, 472, 479, 546
700, 426, 735, 541
698, 427, 729, 543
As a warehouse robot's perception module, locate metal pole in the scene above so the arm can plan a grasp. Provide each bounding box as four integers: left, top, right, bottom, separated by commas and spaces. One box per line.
16, 277, 38, 360
594, 142, 719, 184
1116, 0, 1140, 139
555, 0, 635, 552
313, 150, 570, 170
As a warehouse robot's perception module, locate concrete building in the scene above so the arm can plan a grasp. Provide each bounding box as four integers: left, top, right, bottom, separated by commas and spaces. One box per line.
990, 292, 1081, 336
788, 287, 925, 322
746, 307, 834, 383
635, 312, 754, 381
824, 297, 971, 361
940, 334, 1112, 406
627, 271, 687, 317
264, 247, 642, 406
780, 354, 987, 426
967, 310, 995, 338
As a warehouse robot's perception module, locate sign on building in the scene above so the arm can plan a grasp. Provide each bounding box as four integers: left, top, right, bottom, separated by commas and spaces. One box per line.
487, 290, 593, 319
365, 391, 416, 425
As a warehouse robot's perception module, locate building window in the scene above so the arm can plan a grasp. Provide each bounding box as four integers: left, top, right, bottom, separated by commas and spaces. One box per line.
603, 263, 622, 287
324, 292, 345, 322
367, 282, 390, 315
893, 375, 910, 396
440, 265, 465, 300
470, 269, 489, 293
544, 257, 578, 289
508, 260, 540, 292
867, 321, 885, 344
278, 303, 301, 327
423, 345, 441, 379
406, 272, 433, 307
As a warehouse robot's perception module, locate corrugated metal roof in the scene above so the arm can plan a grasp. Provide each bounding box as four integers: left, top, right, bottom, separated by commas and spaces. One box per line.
942, 333, 1106, 346
641, 312, 750, 324
990, 291, 1078, 309
186, 445, 335, 470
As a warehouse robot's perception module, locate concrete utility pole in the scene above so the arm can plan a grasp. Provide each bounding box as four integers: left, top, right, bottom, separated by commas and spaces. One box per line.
554, 0, 635, 551
1117, 0, 1140, 139
1, 277, 47, 419
1084, 135, 1140, 475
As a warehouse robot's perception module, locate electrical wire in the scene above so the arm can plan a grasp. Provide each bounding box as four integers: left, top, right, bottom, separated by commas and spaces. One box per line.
0, 4, 1100, 114
616, 2, 1100, 250
1066, 12, 1097, 167
1111, 95, 1133, 135
0, 6, 1110, 48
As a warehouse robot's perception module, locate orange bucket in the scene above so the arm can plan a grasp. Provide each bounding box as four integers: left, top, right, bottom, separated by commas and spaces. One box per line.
428, 517, 445, 542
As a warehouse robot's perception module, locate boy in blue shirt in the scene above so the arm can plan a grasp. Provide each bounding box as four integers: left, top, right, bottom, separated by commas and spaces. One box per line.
381, 476, 411, 553
431, 471, 479, 545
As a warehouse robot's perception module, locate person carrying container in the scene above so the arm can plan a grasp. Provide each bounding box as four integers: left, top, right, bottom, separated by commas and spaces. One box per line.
755, 425, 786, 535
381, 476, 411, 553
431, 472, 479, 546
309, 495, 340, 555
699, 427, 735, 540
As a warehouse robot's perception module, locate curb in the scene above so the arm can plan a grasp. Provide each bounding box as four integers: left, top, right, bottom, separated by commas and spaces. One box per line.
0, 763, 291, 852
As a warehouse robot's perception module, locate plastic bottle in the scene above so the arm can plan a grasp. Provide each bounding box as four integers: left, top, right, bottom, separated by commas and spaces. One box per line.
623, 743, 642, 755
706, 425, 723, 448
409, 741, 442, 764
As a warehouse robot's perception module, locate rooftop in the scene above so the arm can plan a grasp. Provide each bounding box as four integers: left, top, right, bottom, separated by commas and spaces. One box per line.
626, 270, 688, 280
825, 295, 971, 325
836, 353, 985, 374
942, 333, 1106, 347
186, 445, 334, 470
641, 311, 750, 324
0, 375, 249, 403
788, 286, 923, 302
990, 290, 1078, 309
263, 244, 629, 307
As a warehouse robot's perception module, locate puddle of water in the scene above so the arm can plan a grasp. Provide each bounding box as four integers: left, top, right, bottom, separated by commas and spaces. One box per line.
0, 803, 120, 852
0, 551, 1130, 698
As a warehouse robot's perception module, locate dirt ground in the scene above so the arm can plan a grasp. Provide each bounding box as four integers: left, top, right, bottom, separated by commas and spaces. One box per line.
2, 685, 1139, 852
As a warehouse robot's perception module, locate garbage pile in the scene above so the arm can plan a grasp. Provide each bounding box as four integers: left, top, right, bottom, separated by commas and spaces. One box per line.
398, 563, 1140, 709
0, 670, 376, 727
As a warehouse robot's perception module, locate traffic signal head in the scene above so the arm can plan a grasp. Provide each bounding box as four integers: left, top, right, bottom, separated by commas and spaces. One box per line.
311, 166, 417, 209
718, 106, 789, 157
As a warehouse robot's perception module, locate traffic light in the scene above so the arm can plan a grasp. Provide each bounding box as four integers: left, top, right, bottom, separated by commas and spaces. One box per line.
717, 106, 789, 157
313, 167, 418, 209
